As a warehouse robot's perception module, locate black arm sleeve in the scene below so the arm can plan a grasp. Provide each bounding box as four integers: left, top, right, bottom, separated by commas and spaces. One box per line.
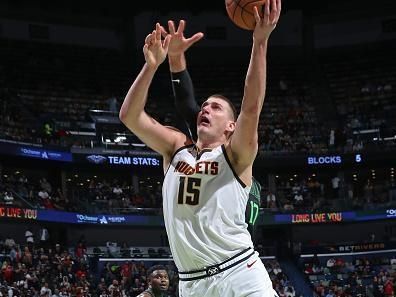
171, 69, 200, 141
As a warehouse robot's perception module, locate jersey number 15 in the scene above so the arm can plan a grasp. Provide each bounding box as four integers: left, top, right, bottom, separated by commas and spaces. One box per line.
178, 176, 201, 205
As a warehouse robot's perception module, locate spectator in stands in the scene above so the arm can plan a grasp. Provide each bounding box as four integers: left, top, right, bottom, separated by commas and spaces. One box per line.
131, 193, 145, 208
3, 191, 14, 205
363, 179, 374, 205
117, 242, 129, 258
372, 276, 384, 297
266, 191, 277, 209
2, 261, 14, 284
331, 176, 341, 199
38, 188, 50, 201
130, 278, 145, 296
325, 289, 335, 297
352, 140, 363, 151
285, 285, 295, 297
40, 282, 52, 297
16, 165, 396, 213
4, 235, 16, 250
315, 281, 326, 297
283, 200, 294, 211
60, 276, 71, 291
355, 284, 365, 297
43, 123, 53, 138
9, 244, 21, 263
106, 242, 118, 258
293, 192, 304, 207
113, 185, 123, 196
39, 227, 50, 249
329, 129, 335, 149
326, 257, 336, 271
346, 183, 354, 200
40, 178, 52, 194
384, 279, 394, 297
76, 272, 91, 295
99, 288, 110, 297
107, 96, 119, 113
273, 263, 283, 276
75, 242, 87, 259
276, 286, 286, 297
15, 176, 29, 199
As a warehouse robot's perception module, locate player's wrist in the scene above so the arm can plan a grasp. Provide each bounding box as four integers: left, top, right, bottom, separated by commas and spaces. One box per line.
169, 54, 186, 72
252, 37, 268, 49
168, 53, 184, 61
144, 62, 159, 72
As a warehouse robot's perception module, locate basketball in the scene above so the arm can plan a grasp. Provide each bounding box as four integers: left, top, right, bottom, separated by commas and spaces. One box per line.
225, 0, 266, 30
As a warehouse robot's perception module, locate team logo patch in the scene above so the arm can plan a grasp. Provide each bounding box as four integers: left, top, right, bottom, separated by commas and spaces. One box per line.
206, 265, 220, 276
86, 154, 107, 164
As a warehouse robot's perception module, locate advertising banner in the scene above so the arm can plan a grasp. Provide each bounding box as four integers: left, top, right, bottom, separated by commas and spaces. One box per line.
1, 207, 395, 226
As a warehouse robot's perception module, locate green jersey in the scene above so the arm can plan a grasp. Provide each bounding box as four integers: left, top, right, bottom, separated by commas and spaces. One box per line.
245, 178, 261, 240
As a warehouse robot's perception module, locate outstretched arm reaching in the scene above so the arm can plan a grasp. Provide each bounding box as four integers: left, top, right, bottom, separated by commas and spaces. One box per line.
227, 0, 281, 183
119, 23, 190, 165
162, 20, 204, 140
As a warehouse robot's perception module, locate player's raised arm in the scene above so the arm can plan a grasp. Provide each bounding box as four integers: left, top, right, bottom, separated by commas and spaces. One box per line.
229, 0, 281, 166
119, 23, 189, 161
162, 20, 203, 139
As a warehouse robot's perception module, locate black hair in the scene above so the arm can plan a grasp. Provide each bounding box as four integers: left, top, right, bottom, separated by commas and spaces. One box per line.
147, 265, 168, 278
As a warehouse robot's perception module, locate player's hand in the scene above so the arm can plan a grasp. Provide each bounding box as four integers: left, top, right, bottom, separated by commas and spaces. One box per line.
253, 0, 281, 43
143, 23, 172, 68
161, 20, 204, 57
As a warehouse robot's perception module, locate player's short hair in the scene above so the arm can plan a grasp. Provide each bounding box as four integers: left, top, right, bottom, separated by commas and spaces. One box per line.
210, 94, 237, 121
147, 265, 168, 278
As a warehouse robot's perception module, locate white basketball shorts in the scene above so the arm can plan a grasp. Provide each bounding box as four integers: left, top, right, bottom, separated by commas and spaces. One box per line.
179, 251, 278, 297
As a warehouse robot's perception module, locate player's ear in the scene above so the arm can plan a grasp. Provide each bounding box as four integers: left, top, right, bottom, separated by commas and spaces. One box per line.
226, 121, 236, 133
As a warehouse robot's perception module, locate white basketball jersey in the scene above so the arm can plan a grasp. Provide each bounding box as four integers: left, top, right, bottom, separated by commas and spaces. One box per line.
162, 144, 253, 272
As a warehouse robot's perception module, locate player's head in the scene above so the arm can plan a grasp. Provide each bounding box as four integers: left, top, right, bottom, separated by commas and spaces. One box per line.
147, 265, 169, 293
197, 94, 237, 142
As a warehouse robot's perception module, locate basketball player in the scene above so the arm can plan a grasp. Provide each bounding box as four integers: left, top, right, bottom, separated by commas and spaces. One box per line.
119, 0, 281, 295
137, 265, 169, 297
163, 20, 262, 239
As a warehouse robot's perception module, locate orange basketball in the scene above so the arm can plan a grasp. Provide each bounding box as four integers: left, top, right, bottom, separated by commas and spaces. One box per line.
225, 0, 266, 30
